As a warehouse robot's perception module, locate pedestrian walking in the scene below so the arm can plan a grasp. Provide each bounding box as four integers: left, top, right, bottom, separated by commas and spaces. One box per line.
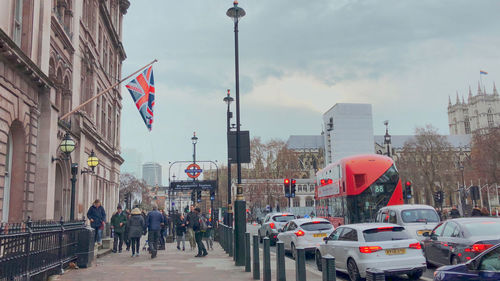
450, 205, 460, 219
124, 209, 131, 251
110, 204, 127, 253
192, 207, 208, 257
146, 205, 165, 258
176, 214, 186, 251
159, 209, 168, 250
202, 215, 213, 251
128, 208, 145, 257
183, 205, 197, 251
86, 199, 106, 245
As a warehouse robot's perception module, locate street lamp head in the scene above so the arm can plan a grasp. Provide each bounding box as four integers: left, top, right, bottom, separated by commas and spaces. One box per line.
223, 89, 234, 105
191, 132, 198, 144
384, 120, 389, 126
59, 131, 76, 154
87, 150, 99, 172
226, 1, 245, 23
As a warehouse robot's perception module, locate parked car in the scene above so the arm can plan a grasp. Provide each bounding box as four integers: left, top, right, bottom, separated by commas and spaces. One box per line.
433, 242, 500, 281
277, 218, 334, 259
376, 204, 440, 241
315, 223, 426, 281
422, 217, 500, 266
258, 213, 296, 245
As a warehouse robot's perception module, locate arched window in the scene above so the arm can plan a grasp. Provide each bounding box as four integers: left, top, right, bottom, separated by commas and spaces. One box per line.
487, 108, 494, 128
464, 117, 471, 134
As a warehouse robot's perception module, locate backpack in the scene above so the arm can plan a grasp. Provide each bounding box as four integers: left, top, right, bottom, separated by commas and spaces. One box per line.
199, 216, 207, 231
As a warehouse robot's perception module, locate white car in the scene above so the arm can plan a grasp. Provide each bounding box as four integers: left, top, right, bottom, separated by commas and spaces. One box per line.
258, 213, 296, 245
315, 223, 426, 281
376, 204, 440, 241
277, 218, 334, 259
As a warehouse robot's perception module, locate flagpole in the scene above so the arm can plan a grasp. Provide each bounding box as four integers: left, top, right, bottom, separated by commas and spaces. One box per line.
60, 59, 158, 120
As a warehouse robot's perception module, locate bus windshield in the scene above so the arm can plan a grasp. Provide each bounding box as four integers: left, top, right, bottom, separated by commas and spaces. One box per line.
346, 165, 399, 223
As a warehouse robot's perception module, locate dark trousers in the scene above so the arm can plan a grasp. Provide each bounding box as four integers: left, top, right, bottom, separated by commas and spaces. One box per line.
130, 237, 140, 254
159, 229, 166, 250
148, 230, 160, 254
113, 232, 124, 251
195, 231, 207, 256
125, 236, 131, 250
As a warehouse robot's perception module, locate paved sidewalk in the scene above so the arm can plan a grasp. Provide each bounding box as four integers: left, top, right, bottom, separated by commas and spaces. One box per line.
52, 238, 326, 281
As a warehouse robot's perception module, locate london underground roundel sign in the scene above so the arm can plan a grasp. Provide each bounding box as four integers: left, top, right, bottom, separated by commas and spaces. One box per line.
185, 163, 203, 179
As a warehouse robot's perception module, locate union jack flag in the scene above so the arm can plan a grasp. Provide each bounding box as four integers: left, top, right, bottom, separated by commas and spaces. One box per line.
126, 66, 155, 131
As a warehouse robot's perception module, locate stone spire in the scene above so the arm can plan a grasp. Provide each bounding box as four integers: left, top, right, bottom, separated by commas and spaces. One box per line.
448, 95, 452, 107
478, 81, 483, 95
468, 85, 473, 100
456, 91, 460, 104
494, 82, 499, 96
462, 95, 465, 104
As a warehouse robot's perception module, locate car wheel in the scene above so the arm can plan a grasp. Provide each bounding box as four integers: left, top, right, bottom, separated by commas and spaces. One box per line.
315, 250, 322, 272
347, 259, 361, 281
407, 271, 423, 280
451, 255, 459, 265
291, 243, 296, 260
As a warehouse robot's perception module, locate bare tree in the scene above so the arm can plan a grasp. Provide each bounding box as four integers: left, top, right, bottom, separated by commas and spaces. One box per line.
119, 173, 151, 208
471, 127, 500, 183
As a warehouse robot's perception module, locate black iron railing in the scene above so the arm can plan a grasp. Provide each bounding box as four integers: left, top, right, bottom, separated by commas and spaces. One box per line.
0, 217, 87, 280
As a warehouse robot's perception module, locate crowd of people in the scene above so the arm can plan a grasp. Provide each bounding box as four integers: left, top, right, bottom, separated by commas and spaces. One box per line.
86, 199, 214, 259
436, 204, 500, 220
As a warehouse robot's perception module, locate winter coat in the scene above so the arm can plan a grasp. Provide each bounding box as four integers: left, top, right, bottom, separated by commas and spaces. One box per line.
450, 209, 460, 219
175, 220, 186, 236
110, 211, 127, 233
128, 214, 145, 239
471, 208, 482, 217
87, 205, 106, 229
191, 214, 201, 232
184, 211, 198, 229
146, 210, 164, 231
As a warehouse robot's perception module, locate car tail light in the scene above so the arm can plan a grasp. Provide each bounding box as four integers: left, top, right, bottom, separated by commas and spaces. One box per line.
409, 243, 421, 250
270, 222, 275, 229
359, 246, 382, 253
376, 227, 393, 231
295, 230, 305, 237
468, 244, 493, 253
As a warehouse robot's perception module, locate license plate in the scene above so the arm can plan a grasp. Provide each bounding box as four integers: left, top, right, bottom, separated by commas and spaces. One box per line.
417, 230, 431, 236
385, 248, 406, 255
313, 233, 327, 238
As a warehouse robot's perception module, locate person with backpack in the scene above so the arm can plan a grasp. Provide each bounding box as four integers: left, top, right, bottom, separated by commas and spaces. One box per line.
192, 207, 208, 257
183, 205, 198, 251
128, 208, 145, 257
202, 214, 213, 250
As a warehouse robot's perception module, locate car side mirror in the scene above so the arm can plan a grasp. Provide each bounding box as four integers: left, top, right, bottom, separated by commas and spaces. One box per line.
430, 233, 437, 240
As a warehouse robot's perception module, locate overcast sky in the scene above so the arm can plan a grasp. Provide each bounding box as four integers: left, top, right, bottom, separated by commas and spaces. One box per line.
119, 0, 500, 180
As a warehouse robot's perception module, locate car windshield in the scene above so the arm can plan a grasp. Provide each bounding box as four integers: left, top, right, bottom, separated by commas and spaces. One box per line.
300, 222, 332, 231
401, 209, 440, 223
463, 221, 500, 236
363, 226, 409, 242
273, 215, 295, 222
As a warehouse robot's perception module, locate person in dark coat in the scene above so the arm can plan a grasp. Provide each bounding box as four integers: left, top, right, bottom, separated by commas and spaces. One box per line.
184, 205, 197, 251
128, 208, 145, 257
176, 214, 186, 251
471, 206, 482, 217
87, 199, 106, 245
110, 204, 127, 253
192, 207, 207, 257
146, 205, 165, 258
158, 209, 168, 250
449, 205, 460, 219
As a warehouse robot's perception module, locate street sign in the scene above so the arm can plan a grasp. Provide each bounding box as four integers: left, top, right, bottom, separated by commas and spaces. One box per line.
171, 180, 217, 191
185, 163, 203, 178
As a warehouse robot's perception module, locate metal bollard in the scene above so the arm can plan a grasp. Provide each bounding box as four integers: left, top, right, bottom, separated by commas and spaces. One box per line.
229, 227, 233, 257
321, 254, 336, 281
245, 232, 251, 272
366, 268, 385, 281
263, 237, 271, 281
224, 226, 228, 253
232, 228, 236, 261
252, 235, 260, 280
295, 247, 306, 281
276, 241, 286, 281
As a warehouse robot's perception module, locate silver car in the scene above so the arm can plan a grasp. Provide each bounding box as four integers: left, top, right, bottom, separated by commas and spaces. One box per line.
258, 213, 296, 245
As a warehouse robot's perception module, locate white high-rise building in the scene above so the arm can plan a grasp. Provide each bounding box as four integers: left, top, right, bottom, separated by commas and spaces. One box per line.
448, 83, 500, 135
142, 162, 162, 187
322, 103, 375, 164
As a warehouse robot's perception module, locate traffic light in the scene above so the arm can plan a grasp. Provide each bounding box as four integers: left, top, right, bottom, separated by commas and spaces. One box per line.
284, 178, 290, 198
405, 181, 412, 199
197, 189, 202, 203
210, 190, 215, 201
291, 179, 297, 198
191, 191, 195, 202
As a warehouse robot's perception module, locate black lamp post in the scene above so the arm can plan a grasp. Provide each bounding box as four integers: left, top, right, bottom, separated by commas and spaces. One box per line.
384, 120, 391, 157
192, 132, 198, 164
223, 89, 234, 226
227, 0, 246, 266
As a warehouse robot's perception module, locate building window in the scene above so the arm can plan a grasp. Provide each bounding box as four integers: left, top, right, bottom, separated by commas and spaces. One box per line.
101, 99, 106, 136
107, 104, 112, 142
293, 200, 300, 207
13, 0, 23, 45
305, 197, 314, 207
464, 117, 471, 134
96, 93, 101, 129
487, 109, 494, 128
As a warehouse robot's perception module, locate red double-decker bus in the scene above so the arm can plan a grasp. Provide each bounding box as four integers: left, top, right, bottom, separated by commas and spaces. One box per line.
315, 154, 403, 227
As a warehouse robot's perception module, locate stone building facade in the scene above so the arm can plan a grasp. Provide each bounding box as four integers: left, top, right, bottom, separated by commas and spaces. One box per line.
0, 0, 129, 222
448, 83, 500, 135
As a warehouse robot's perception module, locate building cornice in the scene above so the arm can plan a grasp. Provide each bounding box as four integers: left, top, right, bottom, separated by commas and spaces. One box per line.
0, 29, 52, 89
51, 15, 75, 54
